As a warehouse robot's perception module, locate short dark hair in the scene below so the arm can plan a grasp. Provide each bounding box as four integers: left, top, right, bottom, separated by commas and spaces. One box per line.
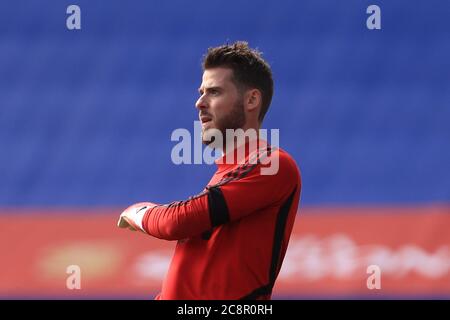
202, 41, 274, 122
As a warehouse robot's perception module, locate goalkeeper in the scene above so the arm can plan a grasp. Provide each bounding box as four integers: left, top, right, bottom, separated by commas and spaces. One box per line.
118, 42, 301, 300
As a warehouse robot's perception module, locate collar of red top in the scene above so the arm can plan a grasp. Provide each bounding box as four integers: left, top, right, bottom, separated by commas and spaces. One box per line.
215, 138, 269, 171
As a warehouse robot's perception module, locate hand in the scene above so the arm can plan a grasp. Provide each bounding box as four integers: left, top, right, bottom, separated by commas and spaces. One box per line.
117, 202, 157, 233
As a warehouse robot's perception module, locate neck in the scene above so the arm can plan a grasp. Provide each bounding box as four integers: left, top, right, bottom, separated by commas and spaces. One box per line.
222, 121, 261, 151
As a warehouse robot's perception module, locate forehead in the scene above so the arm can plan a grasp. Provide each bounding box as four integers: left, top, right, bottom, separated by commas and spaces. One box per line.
200, 67, 234, 88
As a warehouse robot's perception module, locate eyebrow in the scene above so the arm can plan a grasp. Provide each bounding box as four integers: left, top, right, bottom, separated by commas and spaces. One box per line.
198, 86, 222, 94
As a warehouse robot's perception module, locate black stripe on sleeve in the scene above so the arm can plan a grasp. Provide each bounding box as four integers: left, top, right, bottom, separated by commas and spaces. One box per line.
207, 186, 230, 227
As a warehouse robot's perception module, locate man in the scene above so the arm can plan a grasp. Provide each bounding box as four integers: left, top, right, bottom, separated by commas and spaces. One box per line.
118, 41, 301, 300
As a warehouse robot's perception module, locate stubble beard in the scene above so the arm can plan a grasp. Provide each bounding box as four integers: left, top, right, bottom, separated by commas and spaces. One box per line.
202, 99, 246, 149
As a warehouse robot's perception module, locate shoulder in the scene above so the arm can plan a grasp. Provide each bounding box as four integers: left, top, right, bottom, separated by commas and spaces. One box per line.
277, 148, 301, 180
258, 146, 301, 183
277, 148, 300, 171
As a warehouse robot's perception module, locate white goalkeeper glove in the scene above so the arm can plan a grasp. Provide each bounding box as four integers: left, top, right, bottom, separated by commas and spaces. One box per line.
117, 202, 157, 233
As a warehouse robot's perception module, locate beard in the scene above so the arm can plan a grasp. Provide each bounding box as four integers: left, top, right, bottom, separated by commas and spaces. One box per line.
202, 99, 246, 147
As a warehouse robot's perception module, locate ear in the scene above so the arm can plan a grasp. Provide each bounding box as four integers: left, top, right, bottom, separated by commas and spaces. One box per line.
244, 89, 262, 113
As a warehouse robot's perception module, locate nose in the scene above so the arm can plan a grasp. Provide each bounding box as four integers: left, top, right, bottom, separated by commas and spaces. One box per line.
195, 95, 207, 111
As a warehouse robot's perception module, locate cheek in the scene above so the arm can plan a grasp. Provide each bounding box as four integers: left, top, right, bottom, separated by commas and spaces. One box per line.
208, 100, 222, 118
211, 96, 234, 117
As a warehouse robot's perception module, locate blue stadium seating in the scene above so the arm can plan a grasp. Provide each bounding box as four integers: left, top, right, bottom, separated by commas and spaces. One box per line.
0, 0, 449, 207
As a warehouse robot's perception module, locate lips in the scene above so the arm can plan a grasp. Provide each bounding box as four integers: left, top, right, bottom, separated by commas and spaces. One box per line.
200, 115, 212, 124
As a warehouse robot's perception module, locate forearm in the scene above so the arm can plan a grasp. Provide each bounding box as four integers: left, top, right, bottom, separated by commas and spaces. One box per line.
142, 195, 211, 240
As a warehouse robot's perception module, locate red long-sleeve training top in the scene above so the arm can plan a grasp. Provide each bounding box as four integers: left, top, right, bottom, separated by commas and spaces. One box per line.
141, 142, 301, 299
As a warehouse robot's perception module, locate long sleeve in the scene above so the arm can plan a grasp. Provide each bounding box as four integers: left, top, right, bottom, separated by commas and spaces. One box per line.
141, 148, 300, 241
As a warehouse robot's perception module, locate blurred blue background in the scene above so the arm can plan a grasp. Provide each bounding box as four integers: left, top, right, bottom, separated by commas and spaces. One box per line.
0, 0, 449, 207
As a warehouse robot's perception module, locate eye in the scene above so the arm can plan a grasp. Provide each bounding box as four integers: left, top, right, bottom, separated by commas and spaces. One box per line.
210, 89, 219, 95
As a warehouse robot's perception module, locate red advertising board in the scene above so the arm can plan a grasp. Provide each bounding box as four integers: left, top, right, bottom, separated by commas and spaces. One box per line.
1, 206, 449, 298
